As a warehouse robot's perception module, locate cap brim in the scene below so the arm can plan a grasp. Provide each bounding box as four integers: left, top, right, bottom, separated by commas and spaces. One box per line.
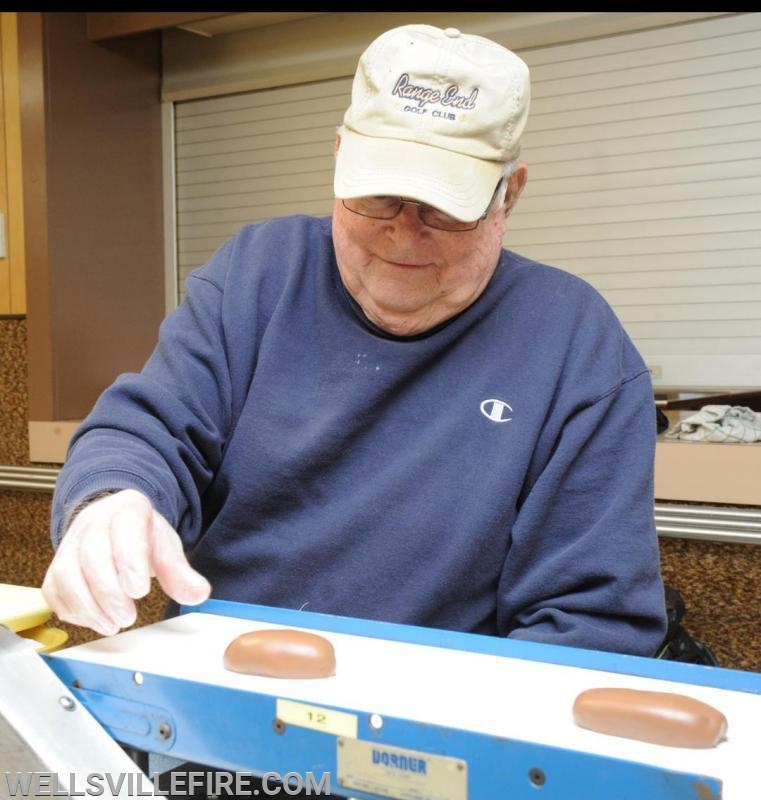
334, 130, 504, 223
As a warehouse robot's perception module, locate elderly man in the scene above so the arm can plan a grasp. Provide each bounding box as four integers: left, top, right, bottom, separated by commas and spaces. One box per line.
43, 24, 667, 656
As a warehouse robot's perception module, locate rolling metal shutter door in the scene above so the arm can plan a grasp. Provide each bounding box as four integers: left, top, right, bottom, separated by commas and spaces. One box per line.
174, 76, 352, 296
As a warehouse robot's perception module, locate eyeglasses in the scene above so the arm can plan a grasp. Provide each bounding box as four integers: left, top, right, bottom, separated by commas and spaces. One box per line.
341, 179, 506, 232
342, 196, 487, 232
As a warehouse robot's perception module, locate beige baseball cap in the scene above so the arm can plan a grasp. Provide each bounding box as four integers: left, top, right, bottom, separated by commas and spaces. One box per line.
334, 24, 530, 222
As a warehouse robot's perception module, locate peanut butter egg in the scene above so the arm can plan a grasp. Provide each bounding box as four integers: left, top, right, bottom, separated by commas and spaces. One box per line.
572, 687, 728, 748
223, 628, 336, 679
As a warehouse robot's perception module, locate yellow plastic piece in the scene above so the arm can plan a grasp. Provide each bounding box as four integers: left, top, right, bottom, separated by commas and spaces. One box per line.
0, 583, 52, 632
18, 625, 69, 653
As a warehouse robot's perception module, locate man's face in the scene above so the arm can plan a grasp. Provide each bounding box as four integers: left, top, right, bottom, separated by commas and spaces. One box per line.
332, 167, 526, 337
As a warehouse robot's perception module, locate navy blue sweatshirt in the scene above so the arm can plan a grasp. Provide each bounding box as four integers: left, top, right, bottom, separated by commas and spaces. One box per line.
52, 215, 667, 655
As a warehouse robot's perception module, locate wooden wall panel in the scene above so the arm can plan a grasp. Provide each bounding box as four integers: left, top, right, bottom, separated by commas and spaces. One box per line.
0, 13, 25, 314
19, 12, 165, 421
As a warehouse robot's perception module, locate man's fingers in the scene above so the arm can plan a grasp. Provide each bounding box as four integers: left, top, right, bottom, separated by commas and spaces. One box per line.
42, 529, 123, 637
110, 493, 154, 599
150, 511, 211, 606
79, 521, 137, 631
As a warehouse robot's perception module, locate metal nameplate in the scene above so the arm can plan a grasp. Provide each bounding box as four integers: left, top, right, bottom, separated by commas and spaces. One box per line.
337, 737, 467, 800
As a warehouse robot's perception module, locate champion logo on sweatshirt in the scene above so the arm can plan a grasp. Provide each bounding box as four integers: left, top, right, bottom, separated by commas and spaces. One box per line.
480, 399, 513, 423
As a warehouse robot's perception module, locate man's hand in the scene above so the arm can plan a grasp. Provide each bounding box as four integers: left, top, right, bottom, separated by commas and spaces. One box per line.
42, 489, 211, 636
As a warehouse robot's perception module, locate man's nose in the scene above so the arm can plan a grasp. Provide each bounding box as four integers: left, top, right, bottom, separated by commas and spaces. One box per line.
392, 201, 426, 230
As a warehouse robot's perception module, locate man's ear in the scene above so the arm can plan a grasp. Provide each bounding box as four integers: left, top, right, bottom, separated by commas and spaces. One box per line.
504, 163, 528, 216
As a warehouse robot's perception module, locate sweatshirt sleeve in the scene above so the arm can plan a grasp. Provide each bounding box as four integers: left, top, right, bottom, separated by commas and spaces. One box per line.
50, 242, 237, 547
497, 343, 668, 656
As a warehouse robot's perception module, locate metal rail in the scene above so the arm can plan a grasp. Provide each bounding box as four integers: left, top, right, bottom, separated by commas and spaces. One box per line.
0, 465, 59, 493
654, 502, 761, 545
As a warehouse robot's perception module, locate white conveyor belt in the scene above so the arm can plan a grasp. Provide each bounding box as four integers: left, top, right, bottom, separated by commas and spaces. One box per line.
51, 610, 761, 799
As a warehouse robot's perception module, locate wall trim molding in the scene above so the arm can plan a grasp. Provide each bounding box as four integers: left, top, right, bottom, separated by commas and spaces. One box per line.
0, 465, 58, 492
655, 503, 761, 546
